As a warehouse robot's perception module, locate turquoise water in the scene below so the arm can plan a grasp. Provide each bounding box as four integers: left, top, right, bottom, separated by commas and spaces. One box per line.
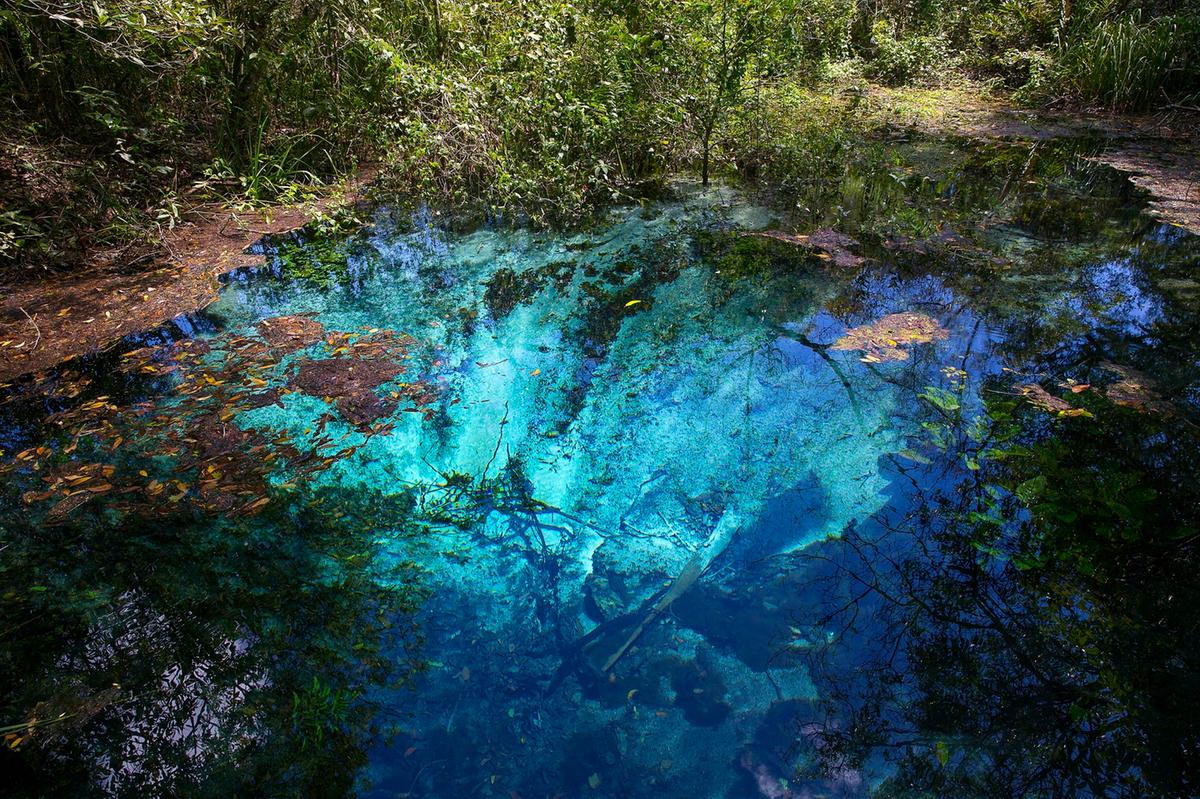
3, 147, 1200, 797
214, 194, 901, 554
208, 192, 915, 797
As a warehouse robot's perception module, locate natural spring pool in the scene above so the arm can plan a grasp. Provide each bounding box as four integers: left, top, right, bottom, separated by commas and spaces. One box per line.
2, 137, 1199, 798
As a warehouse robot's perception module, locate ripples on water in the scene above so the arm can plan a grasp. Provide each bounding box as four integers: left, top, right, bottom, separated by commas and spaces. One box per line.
2, 139, 1199, 798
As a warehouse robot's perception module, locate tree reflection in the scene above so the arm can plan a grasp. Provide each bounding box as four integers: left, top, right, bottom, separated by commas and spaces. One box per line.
0, 486, 427, 798
798, 387, 1200, 797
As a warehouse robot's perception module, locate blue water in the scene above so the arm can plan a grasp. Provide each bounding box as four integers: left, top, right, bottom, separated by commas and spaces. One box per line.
206, 192, 918, 796
3, 162, 1200, 797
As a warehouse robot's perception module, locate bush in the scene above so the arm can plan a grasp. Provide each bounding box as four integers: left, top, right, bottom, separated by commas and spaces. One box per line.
781, 0, 857, 64
959, 0, 1060, 86
866, 20, 954, 86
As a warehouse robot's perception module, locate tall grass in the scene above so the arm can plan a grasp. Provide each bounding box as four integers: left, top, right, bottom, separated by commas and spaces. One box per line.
1056, 13, 1200, 110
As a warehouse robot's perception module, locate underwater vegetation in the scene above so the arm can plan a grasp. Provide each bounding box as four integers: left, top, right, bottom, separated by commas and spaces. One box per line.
2, 135, 1200, 798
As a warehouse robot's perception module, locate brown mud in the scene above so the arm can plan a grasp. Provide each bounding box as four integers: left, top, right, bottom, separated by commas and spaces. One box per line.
749, 229, 866, 268
1086, 146, 1199, 237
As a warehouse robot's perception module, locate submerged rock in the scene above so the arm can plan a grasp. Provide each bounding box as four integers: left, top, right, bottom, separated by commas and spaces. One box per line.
1100, 361, 1174, 417
583, 541, 670, 623
669, 652, 732, 727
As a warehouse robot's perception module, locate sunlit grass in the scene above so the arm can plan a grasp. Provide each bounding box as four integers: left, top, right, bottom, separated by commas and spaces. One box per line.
1056, 14, 1200, 110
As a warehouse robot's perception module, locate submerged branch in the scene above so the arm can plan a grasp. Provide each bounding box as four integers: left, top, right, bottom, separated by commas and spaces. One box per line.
796, 332, 864, 429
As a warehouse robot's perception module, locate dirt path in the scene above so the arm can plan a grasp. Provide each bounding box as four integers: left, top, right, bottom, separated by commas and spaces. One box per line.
0, 173, 373, 385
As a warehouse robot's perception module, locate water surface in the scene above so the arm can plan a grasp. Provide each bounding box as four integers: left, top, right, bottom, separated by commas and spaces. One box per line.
3, 139, 1199, 798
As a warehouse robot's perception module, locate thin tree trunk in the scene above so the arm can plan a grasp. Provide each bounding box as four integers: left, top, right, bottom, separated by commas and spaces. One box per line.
222, 44, 266, 167
431, 0, 444, 59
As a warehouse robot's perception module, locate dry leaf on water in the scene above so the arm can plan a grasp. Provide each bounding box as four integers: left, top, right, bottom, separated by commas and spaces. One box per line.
832, 312, 949, 362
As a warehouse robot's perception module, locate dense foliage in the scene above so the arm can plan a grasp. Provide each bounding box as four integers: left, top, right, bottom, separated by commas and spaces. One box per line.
1, 0, 1197, 271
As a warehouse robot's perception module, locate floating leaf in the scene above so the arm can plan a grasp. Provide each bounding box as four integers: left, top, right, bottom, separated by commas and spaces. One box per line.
1099, 362, 1174, 417
832, 312, 949, 362
1015, 383, 1074, 414
257, 315, 325, 353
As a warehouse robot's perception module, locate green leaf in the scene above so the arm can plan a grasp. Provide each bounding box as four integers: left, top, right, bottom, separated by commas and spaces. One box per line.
1015, 475, 1048, 504
920, 386, 961, 413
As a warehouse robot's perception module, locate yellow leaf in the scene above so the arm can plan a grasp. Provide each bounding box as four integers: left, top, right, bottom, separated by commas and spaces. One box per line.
624, 299, 643, 307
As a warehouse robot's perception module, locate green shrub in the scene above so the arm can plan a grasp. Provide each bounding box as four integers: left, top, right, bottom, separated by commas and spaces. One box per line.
960, 0, 1060, 86
781, 0, 857, 64
866, 19, 954, 86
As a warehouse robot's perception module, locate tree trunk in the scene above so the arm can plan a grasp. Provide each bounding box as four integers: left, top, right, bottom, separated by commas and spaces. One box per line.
701, 128, 712, 186
0, 18, 31, 97
222, 46, 264, 168
222, 48, 249, 164
431, 0, 444, 59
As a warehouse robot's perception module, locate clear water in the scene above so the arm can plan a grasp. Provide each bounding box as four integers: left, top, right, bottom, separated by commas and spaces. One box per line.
3, 144, 1200, 798
210, 193, 912, 797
